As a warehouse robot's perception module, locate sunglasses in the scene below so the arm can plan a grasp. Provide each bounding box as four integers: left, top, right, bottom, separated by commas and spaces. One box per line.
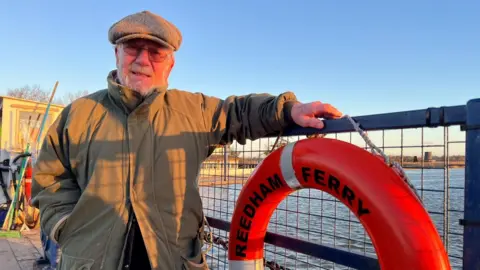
122, 43, 172, 62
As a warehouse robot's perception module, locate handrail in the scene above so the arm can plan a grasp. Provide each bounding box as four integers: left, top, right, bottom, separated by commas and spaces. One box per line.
275, 104, 466, 137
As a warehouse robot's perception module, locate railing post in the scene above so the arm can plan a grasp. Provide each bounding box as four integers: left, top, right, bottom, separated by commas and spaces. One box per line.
462, 98, 480, 270
224, 144, 228, 181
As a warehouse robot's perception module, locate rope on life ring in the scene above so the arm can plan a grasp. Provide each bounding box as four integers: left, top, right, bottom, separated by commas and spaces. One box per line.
227, 137, 450, 270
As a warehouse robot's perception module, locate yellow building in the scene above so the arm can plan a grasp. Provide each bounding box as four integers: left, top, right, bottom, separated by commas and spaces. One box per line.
0, 96, 64, 160
0, 96, 64, 205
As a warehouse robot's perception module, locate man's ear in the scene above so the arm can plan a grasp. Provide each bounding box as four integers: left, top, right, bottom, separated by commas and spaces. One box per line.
169, 55, 175, 72
114, 45, 120, 67
165, 55, 176, 78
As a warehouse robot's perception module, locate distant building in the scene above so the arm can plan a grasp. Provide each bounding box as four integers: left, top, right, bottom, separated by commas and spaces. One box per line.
202, 144, 261, 170
424, 151, 433, 162
203, 144, 239, 169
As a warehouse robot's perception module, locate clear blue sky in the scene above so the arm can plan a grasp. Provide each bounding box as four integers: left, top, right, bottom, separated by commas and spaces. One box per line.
1, 0, 478, 118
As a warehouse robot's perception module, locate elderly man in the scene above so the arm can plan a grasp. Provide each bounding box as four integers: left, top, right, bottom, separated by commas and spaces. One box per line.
31, 10, 342, 270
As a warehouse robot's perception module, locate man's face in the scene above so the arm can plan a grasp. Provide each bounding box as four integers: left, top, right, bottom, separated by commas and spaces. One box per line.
115, 38, 175, 95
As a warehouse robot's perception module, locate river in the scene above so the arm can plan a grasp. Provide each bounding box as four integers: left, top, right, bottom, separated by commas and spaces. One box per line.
200, 168, 464, 269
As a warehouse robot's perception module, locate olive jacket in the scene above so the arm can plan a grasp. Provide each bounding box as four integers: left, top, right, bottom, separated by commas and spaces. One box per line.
31, 70, 298, 270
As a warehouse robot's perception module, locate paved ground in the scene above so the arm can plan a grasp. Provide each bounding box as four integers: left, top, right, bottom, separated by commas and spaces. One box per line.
0, 229, 43, 270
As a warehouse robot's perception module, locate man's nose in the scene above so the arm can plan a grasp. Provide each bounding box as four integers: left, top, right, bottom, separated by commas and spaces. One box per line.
134, 49, 150, 65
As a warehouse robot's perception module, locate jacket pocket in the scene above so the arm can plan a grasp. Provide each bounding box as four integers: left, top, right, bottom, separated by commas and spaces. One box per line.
59, 253, 95, 270
181, 252, 208, 270
181, 234, 208, 270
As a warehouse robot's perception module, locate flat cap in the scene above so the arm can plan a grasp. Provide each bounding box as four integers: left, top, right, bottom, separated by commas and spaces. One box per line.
108, 10, 182, 51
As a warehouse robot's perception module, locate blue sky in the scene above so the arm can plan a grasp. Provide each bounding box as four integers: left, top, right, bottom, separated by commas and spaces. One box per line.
0, 1, 477, 156
1, 1, 478, 116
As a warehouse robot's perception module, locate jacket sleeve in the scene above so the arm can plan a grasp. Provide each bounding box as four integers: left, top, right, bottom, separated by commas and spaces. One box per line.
201, 91, 299, 145
30, 106, 81, 244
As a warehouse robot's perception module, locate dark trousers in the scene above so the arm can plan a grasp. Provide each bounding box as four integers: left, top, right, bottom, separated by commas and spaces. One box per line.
39, 229, 59, 268
123, 215, 151, 269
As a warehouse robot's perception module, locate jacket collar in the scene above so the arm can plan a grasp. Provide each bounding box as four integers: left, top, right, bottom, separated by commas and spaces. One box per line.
107, 70, 167, 114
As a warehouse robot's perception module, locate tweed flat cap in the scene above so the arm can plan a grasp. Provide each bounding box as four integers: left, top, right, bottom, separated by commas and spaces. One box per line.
108, 11, 182, 51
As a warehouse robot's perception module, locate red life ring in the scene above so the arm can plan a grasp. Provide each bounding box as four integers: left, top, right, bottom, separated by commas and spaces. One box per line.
227, 138, 450, 270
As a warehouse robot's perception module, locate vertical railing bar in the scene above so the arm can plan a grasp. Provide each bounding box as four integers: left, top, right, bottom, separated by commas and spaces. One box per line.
225, 143, 232, 263
320, 160, 325, 269
335, 134, 341, 250
216, 145, 221, 266
307, 139, 312, 268
283, 136, 288, 266
284, 136, 289, 267
382, 130, 385, 154
212, 145, 218, 264
421, 127, 425, 200
223, 145, 227, 224
295, 135, 301, 270
359, 131, 368, 256
463, 98, 480, 270
400, 129, 404, 166
350, 131, 355, 270
443, 126, 449, 248
268, 135, 279, 265
284, 136, 286, 265
348, 132, 353, 251
224, 144, 229, 266
223, 144, 227, 182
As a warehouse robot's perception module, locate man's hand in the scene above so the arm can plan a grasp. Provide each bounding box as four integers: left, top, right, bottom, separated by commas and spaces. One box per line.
291, 101, 343, 129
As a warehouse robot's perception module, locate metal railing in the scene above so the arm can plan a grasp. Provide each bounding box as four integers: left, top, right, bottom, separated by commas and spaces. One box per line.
198, 98, 480, 270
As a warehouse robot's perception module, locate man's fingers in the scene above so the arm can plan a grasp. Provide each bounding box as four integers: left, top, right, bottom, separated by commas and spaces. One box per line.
304, 118, 324, 129
323, 104, 343, 118
312, 103, 343, 119
291, 102, 342, 129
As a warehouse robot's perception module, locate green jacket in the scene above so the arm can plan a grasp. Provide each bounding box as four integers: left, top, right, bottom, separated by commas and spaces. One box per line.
31, 70, 298, 270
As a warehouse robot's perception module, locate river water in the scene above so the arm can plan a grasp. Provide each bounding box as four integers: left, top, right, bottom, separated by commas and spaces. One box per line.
200, 168, 464, 269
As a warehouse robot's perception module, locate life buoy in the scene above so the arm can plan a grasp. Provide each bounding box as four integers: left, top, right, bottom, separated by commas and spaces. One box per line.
227, 137, 450, 270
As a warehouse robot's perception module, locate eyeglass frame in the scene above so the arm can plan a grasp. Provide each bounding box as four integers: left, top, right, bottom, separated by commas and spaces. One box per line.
119, 42, 173, 62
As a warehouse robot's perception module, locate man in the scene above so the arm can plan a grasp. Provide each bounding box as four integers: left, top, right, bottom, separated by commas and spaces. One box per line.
31, 10, 342, 270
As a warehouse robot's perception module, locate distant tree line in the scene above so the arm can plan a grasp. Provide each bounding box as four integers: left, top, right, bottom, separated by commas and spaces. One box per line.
389, 155, 465, 162
5, 84, 89, 105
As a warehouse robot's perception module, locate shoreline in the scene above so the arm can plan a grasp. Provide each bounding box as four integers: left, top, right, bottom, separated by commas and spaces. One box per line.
199, 165, 464, 187
199, 178, 247, 187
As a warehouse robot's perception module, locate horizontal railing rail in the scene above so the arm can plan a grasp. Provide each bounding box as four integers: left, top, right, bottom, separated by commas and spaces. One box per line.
279, 104, 467, 137
206, 217, 380, 269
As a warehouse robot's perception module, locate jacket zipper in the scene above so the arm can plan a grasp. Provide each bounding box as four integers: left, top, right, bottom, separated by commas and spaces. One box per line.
123, 114, 134, 269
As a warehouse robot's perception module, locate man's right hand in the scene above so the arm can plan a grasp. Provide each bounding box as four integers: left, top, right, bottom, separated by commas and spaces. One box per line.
291, 101, 343, 129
